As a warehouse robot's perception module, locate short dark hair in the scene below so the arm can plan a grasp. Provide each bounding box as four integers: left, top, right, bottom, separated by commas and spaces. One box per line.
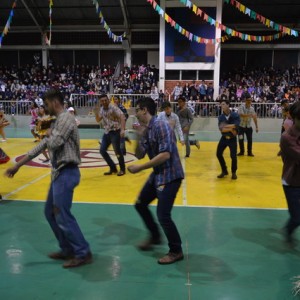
161, 101, 171, 110
98, 94, 108, 100
289, 101, 300, 120
177, 96, 186, 102
220, 100, 230, 106
43, 89, 64, 105
281, 99, 288, 106
136, 97, 156, 116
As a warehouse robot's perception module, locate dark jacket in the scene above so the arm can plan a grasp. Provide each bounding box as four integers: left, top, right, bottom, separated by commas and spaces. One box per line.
280, 125, 300, 186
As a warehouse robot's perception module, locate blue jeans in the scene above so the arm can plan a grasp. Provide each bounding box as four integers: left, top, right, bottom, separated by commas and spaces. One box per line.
135, 174, 182, 253
44, 166, 90, 258
100, 130, 125, 172
283, 185, 300, 235
216, 136, 237, 173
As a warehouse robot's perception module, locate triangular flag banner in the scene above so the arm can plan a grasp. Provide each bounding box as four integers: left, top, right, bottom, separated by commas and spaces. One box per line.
225, 0, 299, 37
45, 0, 53, 46
0, 0, 18, 47
147, 1, 219, 44
177, 0, 292, 42
91, 0, 126, 42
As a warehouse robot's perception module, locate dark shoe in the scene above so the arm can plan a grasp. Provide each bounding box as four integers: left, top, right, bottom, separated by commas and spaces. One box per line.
185, 155, 189, 158
237, 152, 244, 156
247, 153, 254, 157
158, 252, 184, 265
217, 171, 228, 178
117, 170, 125, 176
63, 252, 93, 268
282, 227, 295, 245
48, 252, 74, 260
104, 170, 117, 175
137, 237, 161, 251
231, 173, 237, 180
125, 136, 132, 144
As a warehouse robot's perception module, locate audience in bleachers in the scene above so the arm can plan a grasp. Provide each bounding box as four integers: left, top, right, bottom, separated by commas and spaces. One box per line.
1, 63, 299, 117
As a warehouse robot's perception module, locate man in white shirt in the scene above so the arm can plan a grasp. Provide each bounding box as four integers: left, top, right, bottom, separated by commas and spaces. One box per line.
157, 102, 185, 145
237, 97, 258, 156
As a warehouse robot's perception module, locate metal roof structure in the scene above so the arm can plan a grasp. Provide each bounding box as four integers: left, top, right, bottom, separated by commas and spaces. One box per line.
0, 0, 299, 33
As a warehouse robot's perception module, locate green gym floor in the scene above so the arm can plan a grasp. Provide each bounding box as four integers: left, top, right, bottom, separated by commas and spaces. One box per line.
0, 128, 299, 300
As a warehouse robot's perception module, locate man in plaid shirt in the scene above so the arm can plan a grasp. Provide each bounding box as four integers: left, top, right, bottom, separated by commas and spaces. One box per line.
5, 89, 92, 269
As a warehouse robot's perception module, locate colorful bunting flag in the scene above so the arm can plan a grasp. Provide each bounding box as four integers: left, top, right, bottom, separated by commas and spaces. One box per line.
225, 0, 299, 37
0, 0, 18, 47
91, 0, 126, 42
179, 0, 289, 42
147, 0, 224, 44
45, 0, 53, 46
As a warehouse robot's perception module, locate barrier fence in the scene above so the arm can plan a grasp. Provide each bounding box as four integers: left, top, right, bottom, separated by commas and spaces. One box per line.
0, 94, 287, 119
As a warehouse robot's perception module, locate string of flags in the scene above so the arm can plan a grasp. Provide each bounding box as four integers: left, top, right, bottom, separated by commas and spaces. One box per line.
147, 0, 228, 44
178, 0, 287, 42
44, 0, 53, 46
91, 0, 126, 43
0, 0, 18, 48
224, 0, 299, 37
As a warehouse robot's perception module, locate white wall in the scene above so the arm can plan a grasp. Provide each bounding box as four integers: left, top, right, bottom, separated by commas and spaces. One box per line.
147, 51, 159, 68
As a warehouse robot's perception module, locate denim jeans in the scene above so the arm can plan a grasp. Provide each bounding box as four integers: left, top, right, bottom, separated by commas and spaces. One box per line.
216, 136, 237, 173
135, 175, 182, 253
100, 130, 125, 172
283, 185, 300, 235
238, 126, 253, 154
44, 166, 90, 258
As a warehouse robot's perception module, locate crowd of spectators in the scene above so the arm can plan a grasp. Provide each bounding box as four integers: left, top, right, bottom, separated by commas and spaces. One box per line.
0, 62, 160, 114
0, 62, 155, 114
219, 66, 300, 102
1, 61, 300, 117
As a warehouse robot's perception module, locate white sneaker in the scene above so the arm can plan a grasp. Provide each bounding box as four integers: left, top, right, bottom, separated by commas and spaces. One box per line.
1, 139, 7, 142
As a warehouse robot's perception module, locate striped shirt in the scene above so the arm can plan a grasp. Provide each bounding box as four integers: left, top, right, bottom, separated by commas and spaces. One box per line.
28, 112, 81, 180
157, 111, 184, 142
98, 104, 123, 134
137, 116, 184, 186
238, 104, 256, 128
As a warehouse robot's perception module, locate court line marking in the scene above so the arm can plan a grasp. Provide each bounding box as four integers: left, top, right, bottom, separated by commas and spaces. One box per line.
1, 198, 288, 211
3, 172, 51, 199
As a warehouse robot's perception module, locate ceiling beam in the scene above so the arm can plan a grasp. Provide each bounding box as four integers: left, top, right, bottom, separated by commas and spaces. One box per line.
119, 0, 130, 31
20, 0, 43, 34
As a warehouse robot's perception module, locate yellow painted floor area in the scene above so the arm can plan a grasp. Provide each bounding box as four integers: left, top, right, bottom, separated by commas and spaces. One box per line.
0, 138, 286, 209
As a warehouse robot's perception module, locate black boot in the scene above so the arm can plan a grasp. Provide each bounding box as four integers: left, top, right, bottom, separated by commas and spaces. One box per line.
217, 170, 228, 178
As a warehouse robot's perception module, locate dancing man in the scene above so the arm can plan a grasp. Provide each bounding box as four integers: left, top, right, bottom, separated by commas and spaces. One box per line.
5, 89, 92, 268
128, 97, 184, 265
216, 100, 240, 180
94, 94, 126, 176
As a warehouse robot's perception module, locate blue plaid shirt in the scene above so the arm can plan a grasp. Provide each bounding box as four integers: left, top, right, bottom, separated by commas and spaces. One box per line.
137, 116, 184, 186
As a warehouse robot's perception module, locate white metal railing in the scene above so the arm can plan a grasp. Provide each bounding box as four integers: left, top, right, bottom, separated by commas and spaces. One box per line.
69, 93, 150, 110
0, 97, 287, 119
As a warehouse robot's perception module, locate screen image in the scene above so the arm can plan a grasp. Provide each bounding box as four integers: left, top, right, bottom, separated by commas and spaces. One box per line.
165, 7, 216, 63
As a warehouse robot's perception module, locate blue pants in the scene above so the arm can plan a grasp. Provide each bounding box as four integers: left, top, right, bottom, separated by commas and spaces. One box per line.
283, 185, 300, 235
44, 166, 90, 258
100, 130, 125, 172
135, 175, 182, 253
216, 136, 237, 173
